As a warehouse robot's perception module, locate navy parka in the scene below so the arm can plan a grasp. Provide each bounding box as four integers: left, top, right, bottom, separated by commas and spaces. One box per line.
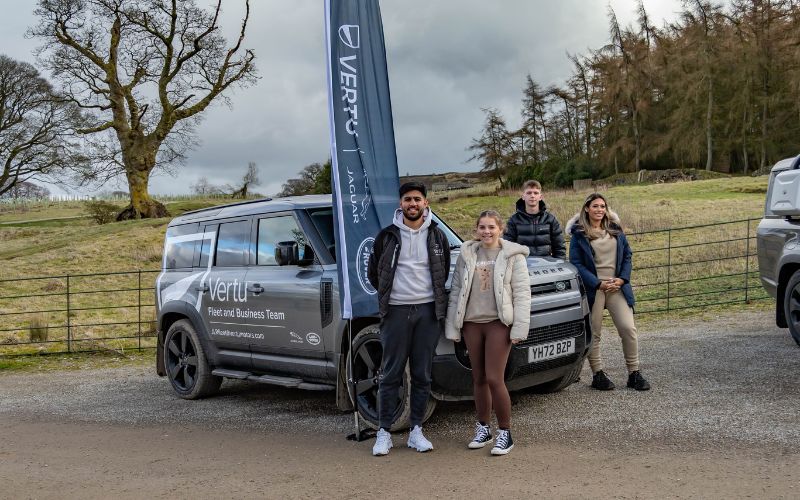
568, 222, 635, 310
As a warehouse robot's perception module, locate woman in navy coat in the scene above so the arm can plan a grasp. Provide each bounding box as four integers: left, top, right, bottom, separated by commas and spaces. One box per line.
568, 193, 650, 391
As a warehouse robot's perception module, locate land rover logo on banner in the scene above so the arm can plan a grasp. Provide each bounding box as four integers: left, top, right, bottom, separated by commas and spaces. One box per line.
357, 237, 376, 294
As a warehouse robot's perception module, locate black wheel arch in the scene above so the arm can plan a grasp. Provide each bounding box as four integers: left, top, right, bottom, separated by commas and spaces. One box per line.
157, 302, 216, 376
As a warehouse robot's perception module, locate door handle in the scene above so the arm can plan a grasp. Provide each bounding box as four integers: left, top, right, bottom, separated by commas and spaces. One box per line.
247, 284, 265, 294
195, 284, 209, 292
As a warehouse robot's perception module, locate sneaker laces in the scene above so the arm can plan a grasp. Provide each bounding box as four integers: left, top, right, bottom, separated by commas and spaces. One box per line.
495, 429, 510, 449
473, 422, 490, 442
376, 429, 391, 447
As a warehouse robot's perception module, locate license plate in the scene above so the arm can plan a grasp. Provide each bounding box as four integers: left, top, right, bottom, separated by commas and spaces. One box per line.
528, 338, 575, 363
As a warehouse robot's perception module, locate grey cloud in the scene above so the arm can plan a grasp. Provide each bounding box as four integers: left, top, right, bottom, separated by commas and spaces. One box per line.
0, 0, 684, 196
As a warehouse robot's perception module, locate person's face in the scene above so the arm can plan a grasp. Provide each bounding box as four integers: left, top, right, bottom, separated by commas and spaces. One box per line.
476, 216, 502, 246
400, 190, 428, 221
522, 187, 543, 208
585, 198, 607, 224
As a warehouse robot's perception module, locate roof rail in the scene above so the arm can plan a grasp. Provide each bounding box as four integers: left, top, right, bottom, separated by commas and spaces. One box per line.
181, 197, 274, 216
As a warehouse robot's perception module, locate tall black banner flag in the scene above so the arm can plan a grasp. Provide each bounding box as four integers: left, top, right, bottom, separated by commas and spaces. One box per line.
325, 0, 400, 319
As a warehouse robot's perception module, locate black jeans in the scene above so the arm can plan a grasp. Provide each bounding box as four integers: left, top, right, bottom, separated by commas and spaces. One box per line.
378, 302, 440, 430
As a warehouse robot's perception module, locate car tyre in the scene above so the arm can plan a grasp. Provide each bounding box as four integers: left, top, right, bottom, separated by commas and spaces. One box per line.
783, 271, 800, 346
164, 319, 222, 399
346, 324, 436, 431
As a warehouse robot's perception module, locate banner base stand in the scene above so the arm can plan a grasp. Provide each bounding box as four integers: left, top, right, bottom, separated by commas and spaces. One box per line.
346, 428, 376, 442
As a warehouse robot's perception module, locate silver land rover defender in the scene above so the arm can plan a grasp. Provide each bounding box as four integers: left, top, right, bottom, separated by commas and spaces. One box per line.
155, 195, 592, 429
757, 154, 800, 347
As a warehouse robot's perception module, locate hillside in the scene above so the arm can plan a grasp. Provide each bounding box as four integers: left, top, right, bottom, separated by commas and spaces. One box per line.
0, 175, 768, 279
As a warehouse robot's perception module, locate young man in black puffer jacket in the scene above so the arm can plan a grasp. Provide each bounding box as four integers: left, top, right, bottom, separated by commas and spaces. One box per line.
503, 179, 566, 259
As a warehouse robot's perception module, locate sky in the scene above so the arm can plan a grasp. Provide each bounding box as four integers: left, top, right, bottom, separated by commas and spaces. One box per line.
0, 0, 686, 197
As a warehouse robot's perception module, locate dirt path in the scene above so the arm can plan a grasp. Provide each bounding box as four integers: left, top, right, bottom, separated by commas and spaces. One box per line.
1, 309, 799, 498
0, 419, 796, 499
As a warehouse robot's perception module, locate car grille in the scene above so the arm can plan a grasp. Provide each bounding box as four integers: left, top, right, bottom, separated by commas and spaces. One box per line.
509, 320, 586, 377
531, 280, 572, 296
516, 319, 584, 347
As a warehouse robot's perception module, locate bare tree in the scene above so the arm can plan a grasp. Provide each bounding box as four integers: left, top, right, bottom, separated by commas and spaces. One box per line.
0, 55, 84, 197
190, 176, 223, 195
0, 181, 52, 200
30, 0, 257, 219
467, 108, 513, 188
229, 161, 259, 199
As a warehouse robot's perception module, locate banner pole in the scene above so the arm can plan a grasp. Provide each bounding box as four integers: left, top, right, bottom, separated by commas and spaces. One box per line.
345, 319, 373, 441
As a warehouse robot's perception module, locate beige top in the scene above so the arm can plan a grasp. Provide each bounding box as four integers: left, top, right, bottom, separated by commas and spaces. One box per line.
464, 246, 501, 323
590, 231, 617, 280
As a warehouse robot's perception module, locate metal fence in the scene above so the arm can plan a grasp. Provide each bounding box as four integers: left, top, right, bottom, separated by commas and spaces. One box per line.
0, 218, 771, 356
624, 217, 769, 313
0, 270, 159, 356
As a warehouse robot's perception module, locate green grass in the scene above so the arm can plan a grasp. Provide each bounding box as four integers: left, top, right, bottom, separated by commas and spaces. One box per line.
0, 350, 152, 373
439, 175, 768, 238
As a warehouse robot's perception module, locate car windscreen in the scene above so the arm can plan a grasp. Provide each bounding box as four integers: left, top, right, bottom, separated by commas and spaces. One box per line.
306, 208, 463, 262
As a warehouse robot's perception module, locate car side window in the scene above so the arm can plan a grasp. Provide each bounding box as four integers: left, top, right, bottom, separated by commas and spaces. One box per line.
258, 216, 308, 265
215, 220, 251, 267
164, 223, 199, 269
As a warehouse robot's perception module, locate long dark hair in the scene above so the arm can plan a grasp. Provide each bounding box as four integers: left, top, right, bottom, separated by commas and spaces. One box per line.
578, 193, 620, 240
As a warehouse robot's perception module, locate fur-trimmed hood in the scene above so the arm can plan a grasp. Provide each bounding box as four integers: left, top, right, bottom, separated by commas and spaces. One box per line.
566, 209, 621, 234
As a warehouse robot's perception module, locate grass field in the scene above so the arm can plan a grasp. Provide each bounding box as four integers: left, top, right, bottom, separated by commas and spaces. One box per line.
0, 175, 773, 358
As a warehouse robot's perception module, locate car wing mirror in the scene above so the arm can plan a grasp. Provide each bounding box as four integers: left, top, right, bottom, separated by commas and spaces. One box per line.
275, 241, 299, 266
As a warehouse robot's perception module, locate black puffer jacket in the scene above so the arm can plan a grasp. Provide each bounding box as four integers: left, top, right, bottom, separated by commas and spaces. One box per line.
503, 199, 566, 259
367, 220, 451, 320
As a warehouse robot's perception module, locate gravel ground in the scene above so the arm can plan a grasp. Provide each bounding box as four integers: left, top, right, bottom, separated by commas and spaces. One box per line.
1, 308, 798, 453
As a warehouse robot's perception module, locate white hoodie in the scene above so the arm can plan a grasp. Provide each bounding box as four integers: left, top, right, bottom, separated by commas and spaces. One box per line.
389, 208, 435, 305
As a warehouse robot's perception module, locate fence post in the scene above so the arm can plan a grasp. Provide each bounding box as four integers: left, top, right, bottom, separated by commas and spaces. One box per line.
667, 229, 672, 313
66, 275, 71, 353
138, 270, 142, 351
745, 219, 751, 304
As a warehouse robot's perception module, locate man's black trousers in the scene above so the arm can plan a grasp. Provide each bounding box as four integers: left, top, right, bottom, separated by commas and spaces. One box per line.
378, 302, 440, 430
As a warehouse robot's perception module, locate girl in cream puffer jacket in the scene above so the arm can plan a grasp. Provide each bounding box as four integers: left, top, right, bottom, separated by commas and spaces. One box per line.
445, 237, 531, 341
445, 210, 531, 454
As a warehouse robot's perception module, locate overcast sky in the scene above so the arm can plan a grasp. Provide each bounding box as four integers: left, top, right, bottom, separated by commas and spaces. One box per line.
0, 0, 685, 197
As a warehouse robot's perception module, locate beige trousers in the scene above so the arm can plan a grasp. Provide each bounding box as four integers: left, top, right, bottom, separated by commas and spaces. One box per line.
588, 289, 639, 373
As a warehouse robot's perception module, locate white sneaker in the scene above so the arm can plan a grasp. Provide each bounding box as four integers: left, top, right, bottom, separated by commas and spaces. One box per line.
468, 422, 493, 449
372, 428, 393, 456
407, 425, 433, 452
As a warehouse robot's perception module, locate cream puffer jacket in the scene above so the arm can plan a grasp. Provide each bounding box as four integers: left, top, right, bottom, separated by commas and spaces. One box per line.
445, 239, 532, 341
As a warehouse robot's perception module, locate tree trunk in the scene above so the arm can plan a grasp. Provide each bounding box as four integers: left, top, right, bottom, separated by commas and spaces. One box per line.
116, 165, 168, 220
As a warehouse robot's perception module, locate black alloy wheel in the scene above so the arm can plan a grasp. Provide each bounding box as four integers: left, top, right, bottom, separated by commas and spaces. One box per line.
164, 320, 222, 399
347, 325, 415, 431
783, 271, 800, 346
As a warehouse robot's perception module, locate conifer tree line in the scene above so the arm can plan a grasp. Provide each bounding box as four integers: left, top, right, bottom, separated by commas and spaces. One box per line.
469, 0, 800, 188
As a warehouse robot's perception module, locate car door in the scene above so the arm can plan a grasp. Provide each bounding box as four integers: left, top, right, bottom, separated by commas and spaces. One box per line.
196, 218, 254, 369
246, 212, 326, 375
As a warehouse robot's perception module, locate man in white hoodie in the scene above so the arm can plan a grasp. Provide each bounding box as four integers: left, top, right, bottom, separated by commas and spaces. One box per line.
367, 181, 451, 456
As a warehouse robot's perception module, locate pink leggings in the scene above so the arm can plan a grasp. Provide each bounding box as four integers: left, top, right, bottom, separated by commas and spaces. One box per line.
462, 320, 512, 429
